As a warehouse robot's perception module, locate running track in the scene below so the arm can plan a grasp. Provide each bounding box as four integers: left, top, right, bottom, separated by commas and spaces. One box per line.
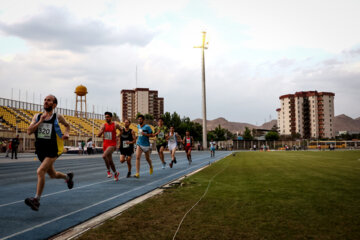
0, 151, 231, 240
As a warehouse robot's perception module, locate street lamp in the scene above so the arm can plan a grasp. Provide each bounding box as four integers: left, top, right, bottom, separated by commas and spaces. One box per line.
194, 31, 209, 150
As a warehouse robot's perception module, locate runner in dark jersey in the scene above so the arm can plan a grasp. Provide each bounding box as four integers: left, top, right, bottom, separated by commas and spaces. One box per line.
98, 112, 122, 181
119, 119, 136, 178
25, 95, 73, 211
182, 130, 194, 165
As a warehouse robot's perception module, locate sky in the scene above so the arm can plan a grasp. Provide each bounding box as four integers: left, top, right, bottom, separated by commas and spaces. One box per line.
0, 0, 359, 125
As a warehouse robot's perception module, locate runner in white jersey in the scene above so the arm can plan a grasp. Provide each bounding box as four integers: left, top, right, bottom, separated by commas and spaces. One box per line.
210, 139, 216, 157
167, 126, 179, 168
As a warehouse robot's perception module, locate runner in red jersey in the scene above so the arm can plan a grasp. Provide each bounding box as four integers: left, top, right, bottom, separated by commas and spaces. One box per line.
182, 130, 194, 165
97, 112, 122, 181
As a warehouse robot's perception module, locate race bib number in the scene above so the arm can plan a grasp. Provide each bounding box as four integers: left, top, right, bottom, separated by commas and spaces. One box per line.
104, 132, 112, 140
138, 128, 143, 136
38, 123, 52, 139
123, 141, 130, 148
186, 139, 191, 144
158, 132, 164, 138
169, 135, 176, 143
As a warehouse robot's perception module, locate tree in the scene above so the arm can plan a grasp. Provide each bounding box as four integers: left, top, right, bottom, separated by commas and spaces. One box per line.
243, 127, 253, 140
159, 112, 202, 141
265, 131, 280, 141
207, 131, 216, 141
112, 112, 120, 122
213, 124, 226, 141
144, 114, 154, 120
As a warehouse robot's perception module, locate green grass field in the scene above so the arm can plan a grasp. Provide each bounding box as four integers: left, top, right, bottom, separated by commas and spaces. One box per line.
79, 151, 360, 240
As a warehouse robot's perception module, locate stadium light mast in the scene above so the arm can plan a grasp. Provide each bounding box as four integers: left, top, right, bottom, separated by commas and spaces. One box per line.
194, 31, 209, 150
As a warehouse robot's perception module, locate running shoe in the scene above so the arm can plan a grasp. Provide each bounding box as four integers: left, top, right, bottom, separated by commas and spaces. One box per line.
66, 172, 74, 189
134, 173, 140, 178
169, 161, 173, 168
162, 162, 166, 169
127, 172, 131, 178
174, 157, 177, 164
114, 171, 120, 181
149, 166, 153, 175
107, 171, 112, 178
25, 197, 40, 211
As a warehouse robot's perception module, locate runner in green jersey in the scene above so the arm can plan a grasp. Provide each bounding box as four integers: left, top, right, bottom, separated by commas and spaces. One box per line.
154, 118, 168, 169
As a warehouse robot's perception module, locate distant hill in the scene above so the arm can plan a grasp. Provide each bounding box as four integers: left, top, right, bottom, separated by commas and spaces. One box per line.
193, 115, 360, 133
192, 117, 276, 133
334, 114, 360, 132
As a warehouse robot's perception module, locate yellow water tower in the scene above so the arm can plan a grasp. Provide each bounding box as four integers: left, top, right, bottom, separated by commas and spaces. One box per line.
75, 85, 88, 118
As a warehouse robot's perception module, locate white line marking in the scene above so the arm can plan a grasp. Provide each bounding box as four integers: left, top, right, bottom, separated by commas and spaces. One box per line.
2, 153, 230, 240
0, 155, 200, 208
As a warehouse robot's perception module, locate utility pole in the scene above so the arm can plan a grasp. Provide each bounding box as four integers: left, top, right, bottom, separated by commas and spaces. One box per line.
194, 31, 209, 150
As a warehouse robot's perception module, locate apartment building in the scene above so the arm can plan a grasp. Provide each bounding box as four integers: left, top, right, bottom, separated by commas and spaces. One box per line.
121, 88, 164, 121
277, 91, 335, 139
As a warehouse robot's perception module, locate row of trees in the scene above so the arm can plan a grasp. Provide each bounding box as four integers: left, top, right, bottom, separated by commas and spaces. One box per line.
242, 125, 280, 141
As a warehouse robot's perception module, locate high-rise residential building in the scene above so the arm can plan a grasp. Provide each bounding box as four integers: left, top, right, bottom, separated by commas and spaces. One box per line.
277, 91, 335, 139
121, 88, 164, 121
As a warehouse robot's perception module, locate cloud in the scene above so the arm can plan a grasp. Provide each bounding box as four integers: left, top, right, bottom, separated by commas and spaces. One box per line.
0, 6, 156, 51
209, 0, 360, 53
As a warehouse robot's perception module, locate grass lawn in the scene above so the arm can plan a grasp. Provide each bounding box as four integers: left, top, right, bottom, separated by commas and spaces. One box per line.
79, 151, 360, 240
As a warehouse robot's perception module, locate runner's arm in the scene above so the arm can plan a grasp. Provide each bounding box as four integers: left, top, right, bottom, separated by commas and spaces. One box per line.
97, 124, 105, 137
27, 113, 44, 135
57, 114, 70, 139
182, 137, 185, 145
130, 130, 137, 144
115, 122, 122, 132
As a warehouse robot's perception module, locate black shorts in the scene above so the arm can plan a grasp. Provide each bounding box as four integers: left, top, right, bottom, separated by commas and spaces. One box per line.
156, 143, 167, 152
36, 152, 58, 163
120, 147, 134, 157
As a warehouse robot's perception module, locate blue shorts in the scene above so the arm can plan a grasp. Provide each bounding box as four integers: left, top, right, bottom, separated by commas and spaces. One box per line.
210, 147, 215, 151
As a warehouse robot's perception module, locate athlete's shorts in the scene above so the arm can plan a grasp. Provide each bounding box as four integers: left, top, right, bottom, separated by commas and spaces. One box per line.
36, 152, 58, 163
210, 147, 215, 151
103, 144, 116, 152
184, 145, 192, 153
156, 143, 167, 152
138, 145, 151, 153
120, 147, 134, 157
168, 143, 177, 151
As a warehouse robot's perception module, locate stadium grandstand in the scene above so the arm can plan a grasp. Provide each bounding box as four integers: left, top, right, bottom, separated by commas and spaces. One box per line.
0, 97, 149, 152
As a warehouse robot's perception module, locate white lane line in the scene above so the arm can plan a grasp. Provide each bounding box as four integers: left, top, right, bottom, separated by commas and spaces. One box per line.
2, 154, 231, 240
0, 152, 222, 208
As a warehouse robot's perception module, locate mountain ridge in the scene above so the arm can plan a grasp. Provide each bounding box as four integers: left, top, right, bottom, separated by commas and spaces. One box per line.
193, 114, 360, 133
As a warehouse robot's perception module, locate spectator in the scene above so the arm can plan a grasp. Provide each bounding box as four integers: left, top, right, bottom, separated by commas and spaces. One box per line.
81, 141, 85, 154
87, 138, 93, 155
5, 140, 12, 157
78, 141, 83, 155
11, 135, 20, 159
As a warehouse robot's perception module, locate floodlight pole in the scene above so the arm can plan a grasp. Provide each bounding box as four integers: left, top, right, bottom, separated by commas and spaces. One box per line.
194, 31, 208, 150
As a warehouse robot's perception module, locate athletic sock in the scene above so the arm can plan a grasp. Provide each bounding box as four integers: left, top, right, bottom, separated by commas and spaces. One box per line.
35, 195, 40, 201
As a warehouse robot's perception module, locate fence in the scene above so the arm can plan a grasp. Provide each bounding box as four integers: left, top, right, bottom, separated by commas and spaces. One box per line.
0, 97, 103, 119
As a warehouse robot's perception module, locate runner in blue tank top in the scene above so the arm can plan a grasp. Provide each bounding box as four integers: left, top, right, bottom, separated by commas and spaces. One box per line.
134, 115, 154, 178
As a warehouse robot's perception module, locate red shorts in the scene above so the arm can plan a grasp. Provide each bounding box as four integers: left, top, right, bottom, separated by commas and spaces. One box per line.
185, 145, 192, 152
103, 143, 116, 152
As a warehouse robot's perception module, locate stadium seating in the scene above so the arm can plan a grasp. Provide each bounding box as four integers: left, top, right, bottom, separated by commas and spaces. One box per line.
0, 106, 155, 138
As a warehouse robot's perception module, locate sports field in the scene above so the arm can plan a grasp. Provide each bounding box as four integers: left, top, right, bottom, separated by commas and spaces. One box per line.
79, 151, 360, 240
